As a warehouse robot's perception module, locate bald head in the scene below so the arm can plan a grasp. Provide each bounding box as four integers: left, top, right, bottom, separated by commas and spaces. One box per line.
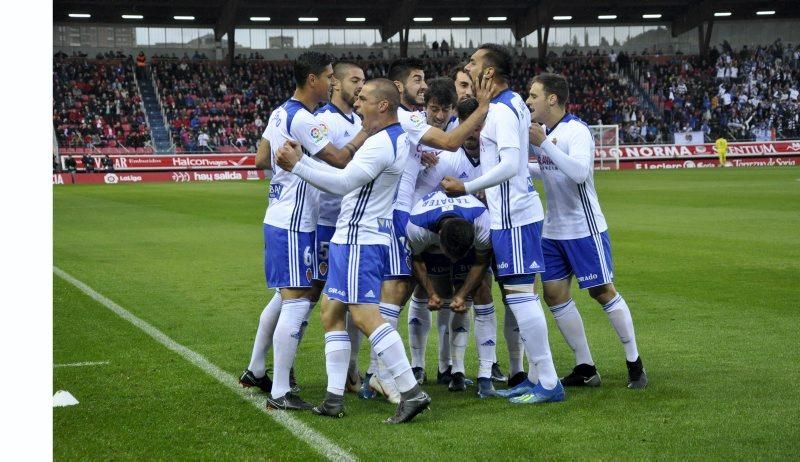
366, 78, 400, 112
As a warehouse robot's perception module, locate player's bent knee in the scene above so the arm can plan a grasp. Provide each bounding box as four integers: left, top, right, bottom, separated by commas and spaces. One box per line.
588, 283, 617, 304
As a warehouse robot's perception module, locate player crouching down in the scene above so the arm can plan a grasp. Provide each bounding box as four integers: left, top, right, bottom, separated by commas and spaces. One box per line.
406, 191, 502, 397
276, 78, 430, 423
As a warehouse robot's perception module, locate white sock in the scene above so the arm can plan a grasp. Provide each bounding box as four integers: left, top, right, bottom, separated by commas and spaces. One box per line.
503, 304, 524, 376
247, 292, 282, 377
473, 303, 497, 379
550, 299, 594, 366
271, 298, 311, 399
324, 331, 351, 395
376, 303, 402, 392
603, 294, 640, 362
437, 305, 452, 372
407, 296, 431, 369
369, 323, 417, 393
505, 293, 558, 389
345, 311, 362, 371
449, 311, 469, 374
291, 303, 314, 370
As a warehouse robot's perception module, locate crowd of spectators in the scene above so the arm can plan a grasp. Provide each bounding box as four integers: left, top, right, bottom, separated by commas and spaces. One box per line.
53, 55, 152, 153
637, 40, 800, 142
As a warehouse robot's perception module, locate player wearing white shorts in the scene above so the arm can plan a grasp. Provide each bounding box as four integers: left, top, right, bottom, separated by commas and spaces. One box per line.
442, 44, 564, 405
526, 73, 647, 389
360, 58, 494, 401
276, 78, 431, 424
240, 52, 368, 411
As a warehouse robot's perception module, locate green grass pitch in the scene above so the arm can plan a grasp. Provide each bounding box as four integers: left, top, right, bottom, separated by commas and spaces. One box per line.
54, 167, 800, 460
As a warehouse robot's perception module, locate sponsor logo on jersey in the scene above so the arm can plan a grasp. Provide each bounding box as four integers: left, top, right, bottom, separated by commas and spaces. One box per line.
365, 290, 375, 298
269, 183, 283, 199
344, 131, 351, 137
577, 273, 598, 283
529, 261, 540, 269
459, 171, 469, 178
328, 287, 346, 297
377, 218, 392, 234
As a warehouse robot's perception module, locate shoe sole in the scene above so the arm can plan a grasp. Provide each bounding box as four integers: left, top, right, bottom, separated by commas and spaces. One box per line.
509, 393, 565, 404
312, 408, 345, 418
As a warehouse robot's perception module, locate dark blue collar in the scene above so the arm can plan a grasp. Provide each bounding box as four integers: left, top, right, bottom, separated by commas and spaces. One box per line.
546, 113, 569, 135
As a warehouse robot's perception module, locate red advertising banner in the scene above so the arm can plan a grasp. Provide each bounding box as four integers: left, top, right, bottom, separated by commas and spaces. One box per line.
61, 154, 256, 171
53, 169, 265, 185
595, 140, 800, 160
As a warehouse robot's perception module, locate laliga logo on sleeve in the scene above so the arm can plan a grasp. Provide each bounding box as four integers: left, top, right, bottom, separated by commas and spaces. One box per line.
409, 113, 424, 127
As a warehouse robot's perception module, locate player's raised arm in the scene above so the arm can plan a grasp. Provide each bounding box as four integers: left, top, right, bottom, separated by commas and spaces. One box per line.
418, 75, 495, 151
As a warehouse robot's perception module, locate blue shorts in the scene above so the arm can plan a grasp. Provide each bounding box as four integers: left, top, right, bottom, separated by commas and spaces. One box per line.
325, 243, 387, 304
384, 210, 412, 279
542, 231, 614, 289
314, 225, 336, 281
264, 224, 317, 289
422, 251, 476, 281
491, 221, 545, 280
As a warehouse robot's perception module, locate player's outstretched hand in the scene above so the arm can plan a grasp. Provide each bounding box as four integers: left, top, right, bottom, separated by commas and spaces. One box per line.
427, 293, 443, 311
441, 176, 466, 196
421, 151, 439, 168
276, 140, 302, 171
530, 122, 547, 147
450, 295, 468, 313
474, 73, 497, 107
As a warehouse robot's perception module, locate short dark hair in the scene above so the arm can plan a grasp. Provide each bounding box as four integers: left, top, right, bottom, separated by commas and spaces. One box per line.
450, 62, 469, 81
440, 217, 474, 260
456, 97, 479, 121
333, 61, 361, 80
367, 78, 401, 112
532, 73, 569, 106
477, 43, 512, 82
294, 51, 331, 88
424, 77, 457, 108
388, 58, 425, 83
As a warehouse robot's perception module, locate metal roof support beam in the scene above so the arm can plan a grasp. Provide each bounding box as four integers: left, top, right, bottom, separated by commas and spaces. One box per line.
378, 0, 418, 43
671, 0, 714, 37
214, 0, 240, 41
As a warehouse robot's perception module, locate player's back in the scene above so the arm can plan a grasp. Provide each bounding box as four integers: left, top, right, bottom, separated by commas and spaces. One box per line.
536, 115, 607, 240
332, 123, 409, 246
480, 89, 543, 229
263, 98, 326, 231
314, 103, 362, 227
406, 191, 491, 254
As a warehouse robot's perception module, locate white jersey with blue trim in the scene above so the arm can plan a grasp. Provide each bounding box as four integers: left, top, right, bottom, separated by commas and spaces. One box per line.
263, 98, 330, 231
414, 148, 481, 204
479, 89, 544, 229
406, 191, 491, 255
445, 115, 459, 132
314, 103, 362, 226
532, 114, 608, 240
394, 106, 433, 213
332, 123, 409, 246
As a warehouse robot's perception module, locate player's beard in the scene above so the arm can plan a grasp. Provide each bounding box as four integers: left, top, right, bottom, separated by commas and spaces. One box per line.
402, 88, 420, 108
340, 88, 356, 110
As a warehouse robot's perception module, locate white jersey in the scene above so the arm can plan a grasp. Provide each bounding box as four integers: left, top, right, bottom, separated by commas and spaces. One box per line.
531, 114, 608, 240
479, 89, 544, 229
406, 191, 491, 255
414, 148, 481, 203
333, 123, 409, 246
445, 115, 459, 132
263, 98, 330, 231
314, 102, 362, 226
394, 106, 433, 213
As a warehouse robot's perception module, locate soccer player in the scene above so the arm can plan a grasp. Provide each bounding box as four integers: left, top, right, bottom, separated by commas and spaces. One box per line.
244, 52, 369, 411
411, 96, 508, 388
313, 62, 366, 393
442, 44, 565, 405
444, 63, 474, 132
275, 78, 431, 424
405, 190, 500, 397
362, 58, 494, 400
526, 73, 647, 389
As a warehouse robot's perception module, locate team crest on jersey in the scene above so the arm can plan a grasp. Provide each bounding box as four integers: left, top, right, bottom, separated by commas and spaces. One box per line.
409, 113, 425, 127
319, 262, 328, 276
551, 138, 557, 145
306, 268, 313, 282
274, 114, 281, 126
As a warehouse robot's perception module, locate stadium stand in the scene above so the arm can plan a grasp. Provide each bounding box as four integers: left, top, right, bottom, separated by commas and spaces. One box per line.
53, 56, 153, 154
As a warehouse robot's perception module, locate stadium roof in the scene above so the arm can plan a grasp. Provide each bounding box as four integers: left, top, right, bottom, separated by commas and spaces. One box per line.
54, 0, 800, 40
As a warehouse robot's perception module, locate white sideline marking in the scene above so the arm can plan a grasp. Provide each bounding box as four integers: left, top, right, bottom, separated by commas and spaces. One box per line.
55, 361, 110, 368
54, 266, 357, 462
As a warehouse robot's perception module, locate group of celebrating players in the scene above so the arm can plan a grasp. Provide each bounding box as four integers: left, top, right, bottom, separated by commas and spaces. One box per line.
237, 43, 648, 424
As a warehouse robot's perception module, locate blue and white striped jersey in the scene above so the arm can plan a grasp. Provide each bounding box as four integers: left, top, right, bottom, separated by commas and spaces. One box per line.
262, 98, 330, 231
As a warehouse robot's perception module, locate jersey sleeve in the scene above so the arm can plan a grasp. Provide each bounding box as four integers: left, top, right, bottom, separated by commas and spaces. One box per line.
473, 211, 492, 251
291, 111, 331, 156
401, 111, 433, 145
348, 135, 391, 178
493, 105, 521, 151
406, 222, 438, 255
